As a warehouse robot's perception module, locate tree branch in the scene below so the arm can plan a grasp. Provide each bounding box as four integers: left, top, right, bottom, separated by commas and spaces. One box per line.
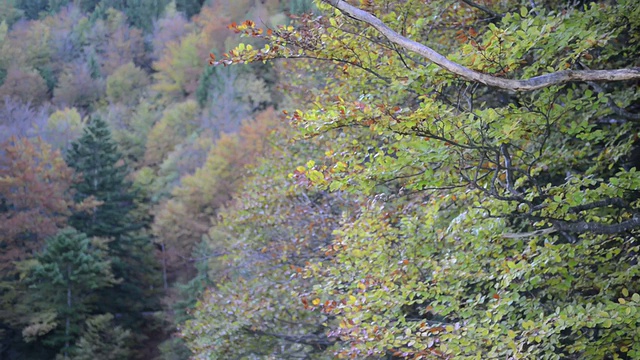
551, 214, 640, 235
568, 197, 630, 213
587, 81, 640, 121
459, 0, 502, 19
322, 0, 640, 92
247, 327, 335, 348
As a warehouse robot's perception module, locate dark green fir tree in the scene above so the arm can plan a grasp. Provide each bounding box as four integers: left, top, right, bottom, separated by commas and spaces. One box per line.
65, 117, 161, 331
67, 117, 134, 240
26, 228, 115, 358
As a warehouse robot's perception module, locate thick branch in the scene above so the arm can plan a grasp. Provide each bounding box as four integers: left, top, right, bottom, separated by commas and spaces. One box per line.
322, 0, 640, 92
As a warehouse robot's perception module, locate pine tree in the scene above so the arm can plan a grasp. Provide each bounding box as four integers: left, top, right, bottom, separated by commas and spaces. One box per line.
65, 117, 161, 329
25, 228, 116, 357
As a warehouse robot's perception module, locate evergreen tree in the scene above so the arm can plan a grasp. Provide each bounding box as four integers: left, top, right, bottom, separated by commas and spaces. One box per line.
175, 0, 203, 19
66, 117, 135, 240
65, 117, 161, 329
26, 228, 115, 357
15, 0, 48, 19
172, 240, 211, 324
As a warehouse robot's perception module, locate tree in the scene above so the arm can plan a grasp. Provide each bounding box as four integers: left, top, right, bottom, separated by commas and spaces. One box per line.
150, 2, 191, 62
0, 137, 76, 276
0, 98, 50, 144
44, 107, 85, 149
15, 0, 47, 19
66, 117, 135, 240
0, 20, 51, 74
175, 0, 204, 19
143, 100, 200, 167
105, 62, 150, 105
152, 32, 202, 102
0, 66, 49, 106
65, 117, 161, 333
25, 228, 116, 357
42, 4, 88, 90
190, 0, 640, 358
52, 61, 104, 109
70, 314, 131, 360
0, 137, 81, 359
98, 9, 146, 76
104, 100, 159, 166
152, 109, 279, 285
181, 125, 353, 359
0, 0, 24, 26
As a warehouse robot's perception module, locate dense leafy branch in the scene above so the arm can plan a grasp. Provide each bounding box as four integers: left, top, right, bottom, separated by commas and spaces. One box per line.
322, 0, 640, 91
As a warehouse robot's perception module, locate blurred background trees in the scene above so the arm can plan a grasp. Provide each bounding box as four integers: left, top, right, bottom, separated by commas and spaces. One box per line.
0, 0, 306, 358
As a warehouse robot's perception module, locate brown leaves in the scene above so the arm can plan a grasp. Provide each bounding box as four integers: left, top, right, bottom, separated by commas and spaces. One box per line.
0, 137, 77, 274
227, 20, 262, 36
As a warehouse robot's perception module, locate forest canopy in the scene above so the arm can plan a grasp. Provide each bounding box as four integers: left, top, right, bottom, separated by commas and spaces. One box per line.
1, 0, 639, 359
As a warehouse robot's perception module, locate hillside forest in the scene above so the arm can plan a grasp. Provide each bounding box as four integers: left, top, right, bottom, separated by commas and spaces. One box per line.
1, 0, 639, 359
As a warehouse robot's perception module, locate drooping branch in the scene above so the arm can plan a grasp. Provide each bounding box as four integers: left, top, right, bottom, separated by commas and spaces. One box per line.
322, 0, 640, 92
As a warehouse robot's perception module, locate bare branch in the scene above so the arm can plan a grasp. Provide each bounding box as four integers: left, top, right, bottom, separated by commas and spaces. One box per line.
459, 0, 501, 19
322, 0, 640, 92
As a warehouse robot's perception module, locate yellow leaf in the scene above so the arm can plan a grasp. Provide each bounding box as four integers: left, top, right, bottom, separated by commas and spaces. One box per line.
445, 325, 454, 332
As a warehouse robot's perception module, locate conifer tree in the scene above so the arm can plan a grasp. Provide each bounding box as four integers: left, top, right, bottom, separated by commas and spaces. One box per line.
66, 117, 135, 240
65, 117, 160, 329
25, 228, 115, 357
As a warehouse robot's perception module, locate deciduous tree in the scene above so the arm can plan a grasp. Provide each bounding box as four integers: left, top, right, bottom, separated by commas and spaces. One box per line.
190, 0, 640, 358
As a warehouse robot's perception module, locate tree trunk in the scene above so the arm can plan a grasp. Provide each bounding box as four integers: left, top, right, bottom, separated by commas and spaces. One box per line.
65, 264, 71, 359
